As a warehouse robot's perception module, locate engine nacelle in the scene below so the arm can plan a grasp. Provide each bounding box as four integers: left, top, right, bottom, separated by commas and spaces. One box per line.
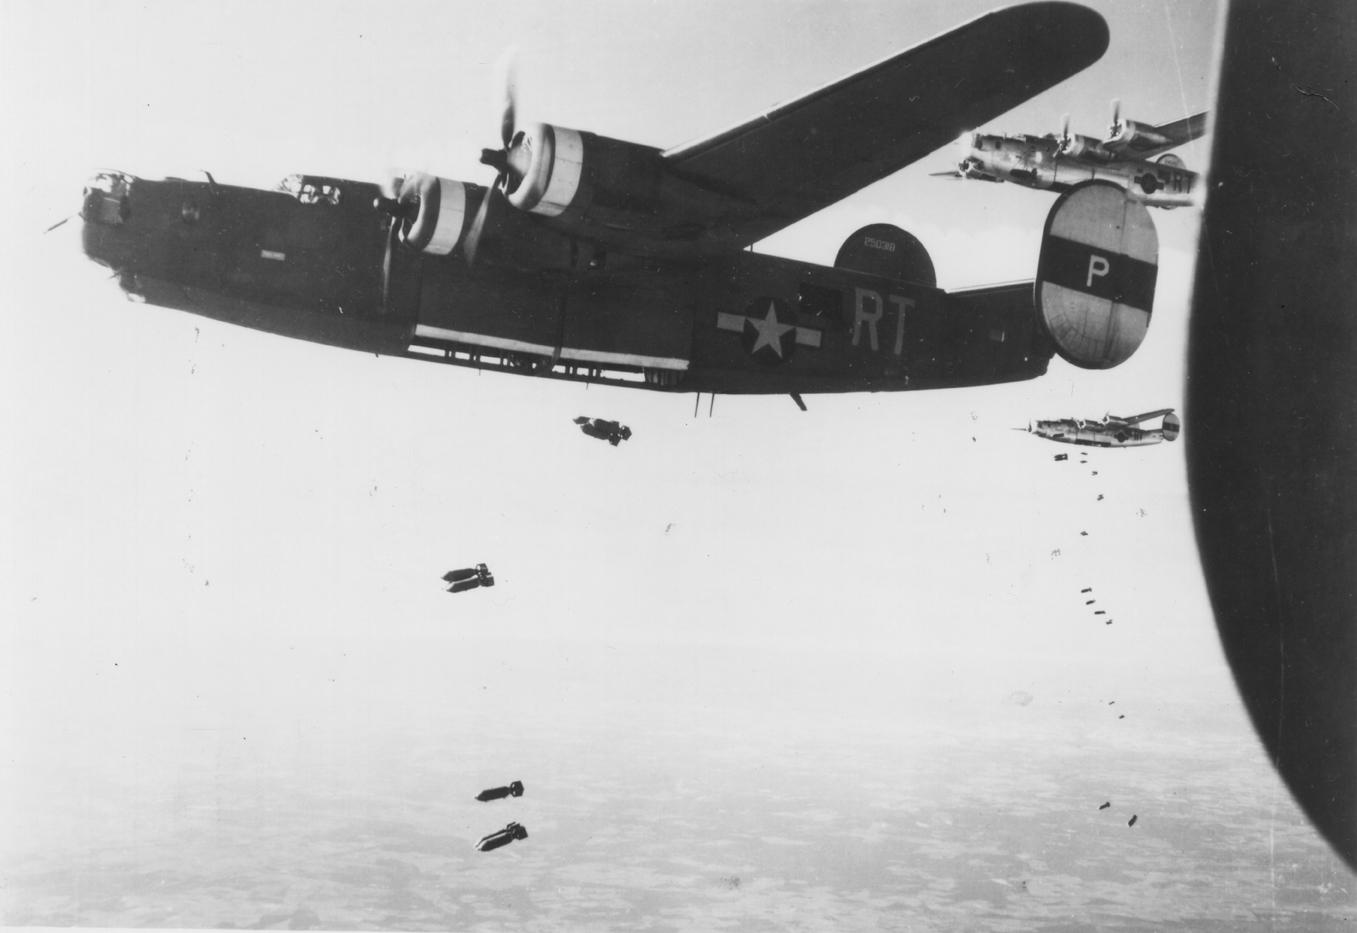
505, 123, 673, 232
1058, 133, 1105, 161
396, 174, 468, 255
1105, 119, 1172, 155
1035, 181, 1159, 369
506, 123, 586, 217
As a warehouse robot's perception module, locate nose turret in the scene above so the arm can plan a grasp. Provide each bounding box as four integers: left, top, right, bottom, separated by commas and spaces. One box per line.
79, 171, 142, 272
81, 171, 133, 227
956, 135, 1002, 183
80, 172, 223, 283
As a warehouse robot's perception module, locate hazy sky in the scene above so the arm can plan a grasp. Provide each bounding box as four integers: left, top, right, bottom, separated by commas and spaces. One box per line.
4, 1, 1351, 928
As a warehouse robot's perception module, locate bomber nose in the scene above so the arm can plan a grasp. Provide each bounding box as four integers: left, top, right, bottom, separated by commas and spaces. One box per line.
81, 171, 133, 226
79, 171, 138, 270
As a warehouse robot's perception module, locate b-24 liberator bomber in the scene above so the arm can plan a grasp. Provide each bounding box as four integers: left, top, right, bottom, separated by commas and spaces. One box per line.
935, 102, 1209, 208
1022, 408, 1180, 447
81, 4, 1163, 401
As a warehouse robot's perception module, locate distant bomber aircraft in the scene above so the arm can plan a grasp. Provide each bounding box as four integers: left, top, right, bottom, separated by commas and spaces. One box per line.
476, 780, 525, 802
476, 822, 528, 852
934, 103, 1208, 208
443, 563, 495, 593
1021, 409, 1180, 448
574, 417, 632, 446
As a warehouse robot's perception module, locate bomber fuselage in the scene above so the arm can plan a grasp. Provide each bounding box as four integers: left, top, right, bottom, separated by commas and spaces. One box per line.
1028, 417, 1171, 447
80, 171, 1054, 395
958, 133, 1197, 209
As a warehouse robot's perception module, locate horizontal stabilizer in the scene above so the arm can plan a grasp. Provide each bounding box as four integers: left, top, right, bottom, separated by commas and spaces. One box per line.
1111, 407, 1174, 426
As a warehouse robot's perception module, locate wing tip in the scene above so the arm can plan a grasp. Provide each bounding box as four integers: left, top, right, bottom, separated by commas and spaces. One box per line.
1006, 2, 1111, 69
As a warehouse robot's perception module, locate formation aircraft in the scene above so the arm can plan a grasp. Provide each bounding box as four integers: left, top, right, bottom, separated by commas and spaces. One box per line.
1186, 0, 1357, 868
77, 3, 1165, 401
1022, 408, 1180, 447
935, 104, 1209, 208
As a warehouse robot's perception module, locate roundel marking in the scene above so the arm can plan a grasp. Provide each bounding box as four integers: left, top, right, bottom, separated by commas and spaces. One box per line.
741, 297, 797, 365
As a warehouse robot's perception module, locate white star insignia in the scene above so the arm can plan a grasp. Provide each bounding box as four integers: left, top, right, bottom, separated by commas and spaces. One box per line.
747, 301, 794, 357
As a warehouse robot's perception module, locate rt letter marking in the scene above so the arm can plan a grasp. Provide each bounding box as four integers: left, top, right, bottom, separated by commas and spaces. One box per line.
853, 288, 883, 351
889, 295, 914, 356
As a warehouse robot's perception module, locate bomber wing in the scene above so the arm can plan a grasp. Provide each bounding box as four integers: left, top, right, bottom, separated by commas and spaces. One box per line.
1151, 111, 1209, 148
663, 2, 1109, 247
1109, 408, 1175, 426
1115, 111, 1210, 159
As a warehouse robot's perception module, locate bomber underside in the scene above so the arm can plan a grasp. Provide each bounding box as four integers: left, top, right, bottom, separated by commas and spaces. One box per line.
86, 174, 1055, 396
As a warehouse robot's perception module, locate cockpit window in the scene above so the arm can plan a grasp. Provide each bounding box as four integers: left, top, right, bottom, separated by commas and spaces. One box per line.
277, 174, 342, 206
88, 171, 132, 195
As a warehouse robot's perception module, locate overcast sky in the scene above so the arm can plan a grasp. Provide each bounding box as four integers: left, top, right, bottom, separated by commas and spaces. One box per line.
9, 1, 1339, 924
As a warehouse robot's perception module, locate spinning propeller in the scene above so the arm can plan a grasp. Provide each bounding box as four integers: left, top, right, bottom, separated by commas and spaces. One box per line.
375, 49, 529, 264
466, 48, 525, 265
1056, 113, 1072, 154
1107, 99, 1123, 141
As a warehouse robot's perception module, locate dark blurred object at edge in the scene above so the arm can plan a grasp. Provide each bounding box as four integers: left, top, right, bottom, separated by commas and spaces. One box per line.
1187, 0, 1357, 870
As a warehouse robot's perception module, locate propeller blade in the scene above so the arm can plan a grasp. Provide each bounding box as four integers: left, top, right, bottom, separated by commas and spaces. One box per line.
463, 177, 502, 266
380, 170, 405, 200
493, 47, 520, 148
1109, 98, 1122, 137
1055, 113, 1072, 154
929, 170, 965, 178
43, 215, 73, 233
